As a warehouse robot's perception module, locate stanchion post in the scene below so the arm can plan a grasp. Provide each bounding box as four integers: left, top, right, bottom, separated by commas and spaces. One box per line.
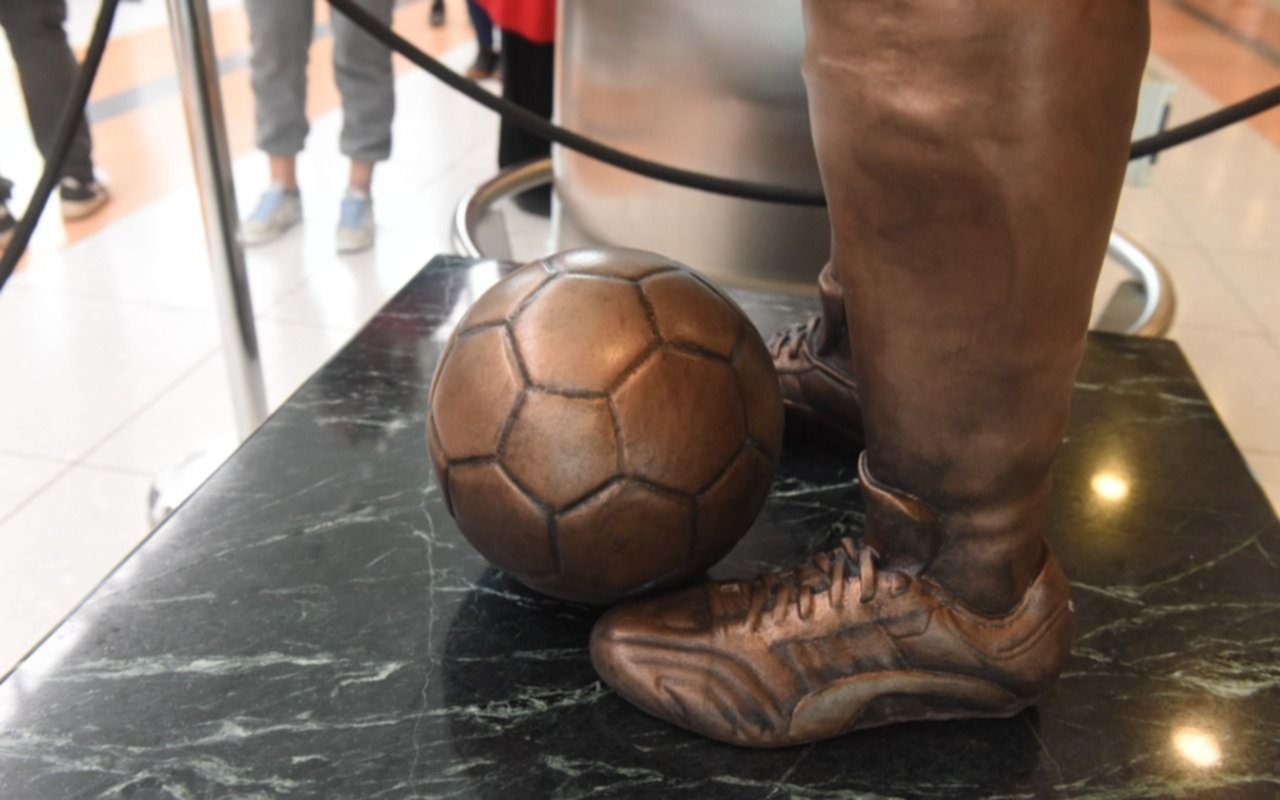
165, 0, 268, 437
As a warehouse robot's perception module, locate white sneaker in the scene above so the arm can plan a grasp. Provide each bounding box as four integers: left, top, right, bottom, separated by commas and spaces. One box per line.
240, 183, 302, 245
59, 176, 111, 220
335, 190, 374, 254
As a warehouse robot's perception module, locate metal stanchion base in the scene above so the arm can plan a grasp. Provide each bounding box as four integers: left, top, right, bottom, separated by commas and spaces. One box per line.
147, 446, 234, 527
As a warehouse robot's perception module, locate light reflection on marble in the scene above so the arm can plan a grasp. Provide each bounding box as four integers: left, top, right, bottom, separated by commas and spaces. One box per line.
1172, 726, 1222, 769
0, 256, 1277, 799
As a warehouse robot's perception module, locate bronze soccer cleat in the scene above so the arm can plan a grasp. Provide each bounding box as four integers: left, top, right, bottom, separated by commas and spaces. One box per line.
591, 535, 1074, 748
768, 263, 865, 449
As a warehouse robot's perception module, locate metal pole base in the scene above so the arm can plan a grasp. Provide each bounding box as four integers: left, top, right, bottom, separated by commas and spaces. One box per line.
147, 446, 235, 527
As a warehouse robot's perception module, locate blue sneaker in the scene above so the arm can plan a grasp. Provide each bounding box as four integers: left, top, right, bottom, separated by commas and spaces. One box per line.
336, 190, 374, 254
241, 183, 302, 245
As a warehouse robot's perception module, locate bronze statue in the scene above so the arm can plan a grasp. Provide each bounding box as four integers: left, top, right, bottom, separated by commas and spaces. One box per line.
768, 262, 863, 449
591, 0, 1150, 746
428, 248, 783, 605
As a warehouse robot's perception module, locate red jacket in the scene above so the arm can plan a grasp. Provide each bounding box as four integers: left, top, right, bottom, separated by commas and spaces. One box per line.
478, 0, 556, 45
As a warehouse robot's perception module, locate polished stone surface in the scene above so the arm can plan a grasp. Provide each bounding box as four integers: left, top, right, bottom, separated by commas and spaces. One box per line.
1, 256, 1277, 798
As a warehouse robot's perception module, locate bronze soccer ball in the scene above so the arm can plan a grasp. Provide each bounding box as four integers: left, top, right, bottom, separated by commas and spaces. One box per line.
427, 247, 783, 604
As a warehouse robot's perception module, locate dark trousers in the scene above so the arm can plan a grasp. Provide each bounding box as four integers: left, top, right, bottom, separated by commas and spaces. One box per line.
0, 0, 95, 183
498, 29, 554, 169
467, 0, 494, 52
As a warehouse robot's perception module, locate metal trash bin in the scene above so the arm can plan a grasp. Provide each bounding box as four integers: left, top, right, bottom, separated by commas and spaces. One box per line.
552, 0, 829, 294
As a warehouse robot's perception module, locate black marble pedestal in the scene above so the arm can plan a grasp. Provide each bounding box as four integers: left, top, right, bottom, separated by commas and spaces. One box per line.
2, 256, 1277, 799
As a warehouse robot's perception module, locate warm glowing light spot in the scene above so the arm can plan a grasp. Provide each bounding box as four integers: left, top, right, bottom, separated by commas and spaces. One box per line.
1172, 727, 1221, 768
1091, 472, 1130, 502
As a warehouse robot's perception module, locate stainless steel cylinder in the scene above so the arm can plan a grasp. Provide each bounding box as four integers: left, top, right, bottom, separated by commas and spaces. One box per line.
165, 0, 267, 436
553, 0, 829, 293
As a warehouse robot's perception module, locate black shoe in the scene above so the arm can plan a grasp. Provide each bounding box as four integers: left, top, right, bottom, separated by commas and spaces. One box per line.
429, 0, 445, 27
513, 184, 552, 218
59, 175, 111, 221
465, 48, 499, 80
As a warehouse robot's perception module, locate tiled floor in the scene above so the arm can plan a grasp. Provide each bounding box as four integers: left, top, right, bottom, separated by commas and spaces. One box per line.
1, 1, 1278, 676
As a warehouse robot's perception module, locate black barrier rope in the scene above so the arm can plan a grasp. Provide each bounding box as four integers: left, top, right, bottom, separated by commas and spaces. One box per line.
3, 0, 1279, 292
1131, 84, 1280, 158
0, 0, 122, 293
328, 0, 1280, 207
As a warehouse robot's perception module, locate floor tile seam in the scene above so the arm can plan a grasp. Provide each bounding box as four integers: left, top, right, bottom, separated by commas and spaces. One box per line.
241, 264, 329, 320
1165, 319, 1269, 337
1193, 243, 1280, 258
1258, 331, 1280, 365
61, 461, 156, 479
0, 449, 75, 465
249, 313, 352, 335
1111, 230, 1197, 251
1145, 181, 1279, 339
404, 132, 499, 195
0, 463, 75, 528
0, 281, 222, 318
73, 347, 223, 469
1158, 0, 1280, 67
1170, 322, 1280, 355
1183, 239, 1280, 338
249, 258, 360, 319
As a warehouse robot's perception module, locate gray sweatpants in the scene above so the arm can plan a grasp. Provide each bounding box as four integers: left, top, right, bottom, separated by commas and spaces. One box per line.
0, 0, 95, 182
245, 0, 396, 163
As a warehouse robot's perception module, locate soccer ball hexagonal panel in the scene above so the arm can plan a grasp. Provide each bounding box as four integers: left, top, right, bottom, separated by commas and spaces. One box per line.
432, 327, 524, 460
642, 271, 743, 359
512, 275, 656, 393
613, 349, 746, 494
555, 480, 694, 602
448, 462, 556, 578
503, 391, 620, 510
458, 260, 554, 330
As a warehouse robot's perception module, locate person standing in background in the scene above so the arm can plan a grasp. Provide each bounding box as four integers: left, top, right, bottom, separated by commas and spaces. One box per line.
464, 0, 499, 80
241, 0, 396, 254
476, 0, 555, 214
0, 0, 111, 248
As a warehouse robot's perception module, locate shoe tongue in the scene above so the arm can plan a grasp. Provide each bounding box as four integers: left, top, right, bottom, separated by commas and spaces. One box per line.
655, 589, 721, 630
711, 582, 753, 619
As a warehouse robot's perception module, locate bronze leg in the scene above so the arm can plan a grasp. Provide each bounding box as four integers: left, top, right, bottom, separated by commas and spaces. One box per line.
590, 0, 1149, 747
806, 0, 1148, 612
